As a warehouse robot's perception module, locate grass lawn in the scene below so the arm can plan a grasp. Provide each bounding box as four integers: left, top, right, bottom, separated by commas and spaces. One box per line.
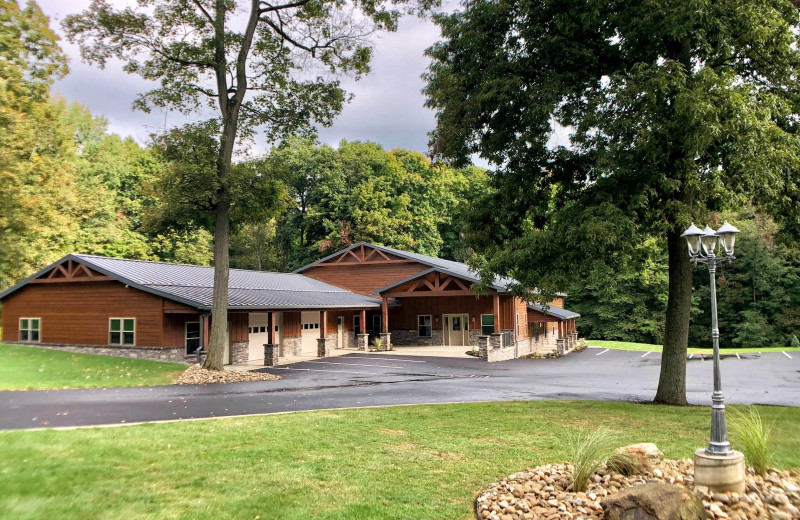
0, 344, 185, 390
1, 401, 799, 520
588, 339, 800, 355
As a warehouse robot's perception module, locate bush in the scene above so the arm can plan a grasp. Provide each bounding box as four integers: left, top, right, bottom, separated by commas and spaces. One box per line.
568, 428, 614, 492
791, 335, 799, 348
372, 336, 383, 351
729, 407, 772, 475
606, 450, 639, 476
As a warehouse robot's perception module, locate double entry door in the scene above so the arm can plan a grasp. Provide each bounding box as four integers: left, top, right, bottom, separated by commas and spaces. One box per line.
443, 313, 469, 346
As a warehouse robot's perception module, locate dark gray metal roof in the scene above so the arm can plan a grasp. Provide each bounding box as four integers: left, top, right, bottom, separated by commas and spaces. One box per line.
295, 241, 524, 293
0, 254, 382, 310
527, 303, 580, 320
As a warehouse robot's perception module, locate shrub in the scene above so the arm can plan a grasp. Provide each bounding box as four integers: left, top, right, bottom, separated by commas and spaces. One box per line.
372, 336, 383, 351
568, 428, 614, 491
791, 335, 799, 348
729, 407, 772, 475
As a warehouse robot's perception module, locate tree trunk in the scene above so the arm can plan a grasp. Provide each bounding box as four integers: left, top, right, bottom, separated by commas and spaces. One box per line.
203, 198, 231, 370
654, 226, 693, 404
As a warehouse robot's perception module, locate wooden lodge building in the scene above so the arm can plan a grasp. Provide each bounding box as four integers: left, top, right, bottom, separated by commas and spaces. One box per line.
0, 243, 580, 364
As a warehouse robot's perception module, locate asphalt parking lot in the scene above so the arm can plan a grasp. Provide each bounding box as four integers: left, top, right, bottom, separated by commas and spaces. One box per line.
0, 348, 797, 430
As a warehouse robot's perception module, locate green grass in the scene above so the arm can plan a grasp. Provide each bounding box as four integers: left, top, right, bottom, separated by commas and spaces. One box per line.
0, 344, 185, 390
588, 340, 800, 354
1, 401, 798, 520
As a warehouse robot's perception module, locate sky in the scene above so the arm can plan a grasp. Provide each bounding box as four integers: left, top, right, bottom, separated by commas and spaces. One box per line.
37, 0, 451, 159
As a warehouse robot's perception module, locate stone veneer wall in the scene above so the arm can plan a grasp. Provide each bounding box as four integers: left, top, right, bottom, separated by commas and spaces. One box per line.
282, 336, 301, 356
389, 329, 443, 346
230, 341, 248, 364
6, 342, 189, 363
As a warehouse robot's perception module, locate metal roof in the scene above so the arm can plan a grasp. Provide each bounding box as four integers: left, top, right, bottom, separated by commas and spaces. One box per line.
0, 254, 382, 310
295, 241, 523, 293
527, 303, 580, 320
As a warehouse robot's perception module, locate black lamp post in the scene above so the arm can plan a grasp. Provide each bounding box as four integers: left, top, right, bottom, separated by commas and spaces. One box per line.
681, 220, 740, 456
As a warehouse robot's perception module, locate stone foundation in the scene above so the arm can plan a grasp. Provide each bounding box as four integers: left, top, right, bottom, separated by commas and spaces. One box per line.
230, 341, 248, 364
356, 334, 369, 351
317, 334, 336, 357
378, 332, 391, 351
263, 344, 279, 366
389, 328, 443, 346
5, 342, 189, 363
281, 336, 301, 356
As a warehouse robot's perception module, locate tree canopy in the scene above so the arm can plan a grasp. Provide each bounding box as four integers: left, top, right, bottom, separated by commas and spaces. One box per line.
424, 0, 800, 403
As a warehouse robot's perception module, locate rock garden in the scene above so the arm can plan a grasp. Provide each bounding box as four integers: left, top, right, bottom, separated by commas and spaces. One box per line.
475, 441, 800, 520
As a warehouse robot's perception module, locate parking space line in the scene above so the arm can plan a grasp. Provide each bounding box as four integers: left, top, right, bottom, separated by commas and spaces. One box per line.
688, 353, 694, 359
641, 352, 651, 358
596, 349, 609, 356
342, 355, 427, 363
736, 353, 741, 360
267, 367, 380, 375
783, 351, 793, 359
307, 361, 404, 368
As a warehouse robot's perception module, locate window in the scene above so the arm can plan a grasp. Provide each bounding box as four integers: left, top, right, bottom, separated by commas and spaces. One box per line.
186, 322, 200, 354
353, 316, 361, 335
19, 318, 40, 342
418, 315, 432, 337
481, 314, 495, 336
109, 318, 135, 346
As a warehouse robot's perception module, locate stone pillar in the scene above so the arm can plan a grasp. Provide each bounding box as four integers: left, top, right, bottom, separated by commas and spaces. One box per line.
490, 333, 503, 349
378, 332, 391, 351
317, 337, 328, 357
357, 333, 369, 351
477, 335, 490, 360
263, 344, 279, 366
556, 338, 566, 355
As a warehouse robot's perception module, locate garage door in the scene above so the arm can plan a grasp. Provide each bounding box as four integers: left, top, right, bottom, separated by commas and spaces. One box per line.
300, 311, 320, 354
248, 313, 270, 361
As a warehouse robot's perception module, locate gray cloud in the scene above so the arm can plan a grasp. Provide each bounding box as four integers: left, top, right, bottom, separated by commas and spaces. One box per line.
39, 1, 443, 157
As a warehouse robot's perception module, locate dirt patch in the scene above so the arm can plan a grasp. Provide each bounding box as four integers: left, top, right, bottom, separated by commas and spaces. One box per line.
378, 428, 408, 436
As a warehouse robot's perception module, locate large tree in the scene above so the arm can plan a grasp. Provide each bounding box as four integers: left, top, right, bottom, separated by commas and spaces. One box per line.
64, 0, 435, 369
424, 0, 800, 403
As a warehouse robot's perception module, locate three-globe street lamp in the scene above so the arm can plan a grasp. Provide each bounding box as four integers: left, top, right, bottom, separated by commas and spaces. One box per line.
682, 220, 746, 493
681, 220, 740, 456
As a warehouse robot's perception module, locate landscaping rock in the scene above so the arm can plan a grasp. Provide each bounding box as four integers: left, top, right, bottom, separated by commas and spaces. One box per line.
601, 483, 706, 520
614, 443, 667, 473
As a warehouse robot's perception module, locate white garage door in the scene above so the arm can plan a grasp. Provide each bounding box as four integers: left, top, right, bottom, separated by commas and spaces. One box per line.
300, 311, 320, 354
248, 313, 270, 361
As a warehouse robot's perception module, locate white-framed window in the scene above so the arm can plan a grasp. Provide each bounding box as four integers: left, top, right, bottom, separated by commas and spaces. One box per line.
418, 315, 432, 337
19, 318, 41, 342
481, 314, 495, 336
186, 322, 201, 355
109, 318, 135, 346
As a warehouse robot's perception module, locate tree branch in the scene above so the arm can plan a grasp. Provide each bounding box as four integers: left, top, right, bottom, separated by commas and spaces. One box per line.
258, 0, 312, 13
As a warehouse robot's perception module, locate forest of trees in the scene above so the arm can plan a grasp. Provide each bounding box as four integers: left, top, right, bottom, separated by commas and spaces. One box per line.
2, 0, 798, 351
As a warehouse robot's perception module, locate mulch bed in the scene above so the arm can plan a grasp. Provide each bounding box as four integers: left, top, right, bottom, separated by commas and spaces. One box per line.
173, 365, 281, 385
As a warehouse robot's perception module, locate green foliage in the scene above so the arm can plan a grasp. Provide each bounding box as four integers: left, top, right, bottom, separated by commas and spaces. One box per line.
792, 336, 800, 348
244, 139, 488, 269
606, 451, 639, 477
568, 428, 614, 492
729, 407, 772, 475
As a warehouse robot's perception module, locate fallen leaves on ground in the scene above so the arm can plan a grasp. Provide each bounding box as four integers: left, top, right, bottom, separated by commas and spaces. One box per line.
173, 365, 281, 385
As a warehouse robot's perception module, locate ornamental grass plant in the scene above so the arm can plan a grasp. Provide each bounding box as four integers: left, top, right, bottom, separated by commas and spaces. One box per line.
730, 406, 772, 475
568, 428, 614, 491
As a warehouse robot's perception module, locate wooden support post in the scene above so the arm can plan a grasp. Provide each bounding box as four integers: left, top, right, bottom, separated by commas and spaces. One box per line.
320, 310, 327, 339
267, 312, 273, 344
493, 294, 500, 333
360, 309, 366, 336
381, 298, 388, 333
202, 315, 210, 350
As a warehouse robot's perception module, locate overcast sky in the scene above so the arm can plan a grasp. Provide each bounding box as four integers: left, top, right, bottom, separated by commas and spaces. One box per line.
38, 0, 450, 158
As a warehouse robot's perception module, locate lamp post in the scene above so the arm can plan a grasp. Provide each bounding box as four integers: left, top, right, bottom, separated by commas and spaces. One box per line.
681, 220, 745, 492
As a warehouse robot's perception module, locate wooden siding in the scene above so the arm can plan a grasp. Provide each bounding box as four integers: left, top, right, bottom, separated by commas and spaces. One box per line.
386, 295, 515, 331
163, 313, 201, 347
300, 244, 430, 295
282, 311, 301, 337
1, 281, 165, 347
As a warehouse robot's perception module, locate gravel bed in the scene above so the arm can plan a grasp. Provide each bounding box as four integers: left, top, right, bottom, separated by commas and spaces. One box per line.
173, 365, 281, 385
476, 458, 800, 520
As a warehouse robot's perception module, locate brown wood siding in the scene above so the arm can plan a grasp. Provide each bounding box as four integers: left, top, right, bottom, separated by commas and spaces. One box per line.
387, 295, 497, 330
514, 297, 529, 338
302, 262, 430, 295
163, 313, 201, 347
164, 299, 197, 313
1, 281, 164, 347
549, 297, 564, 308
282, 311, 301, 337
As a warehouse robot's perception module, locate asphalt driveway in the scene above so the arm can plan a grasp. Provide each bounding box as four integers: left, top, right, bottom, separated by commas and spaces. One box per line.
0, 348, 797, 430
